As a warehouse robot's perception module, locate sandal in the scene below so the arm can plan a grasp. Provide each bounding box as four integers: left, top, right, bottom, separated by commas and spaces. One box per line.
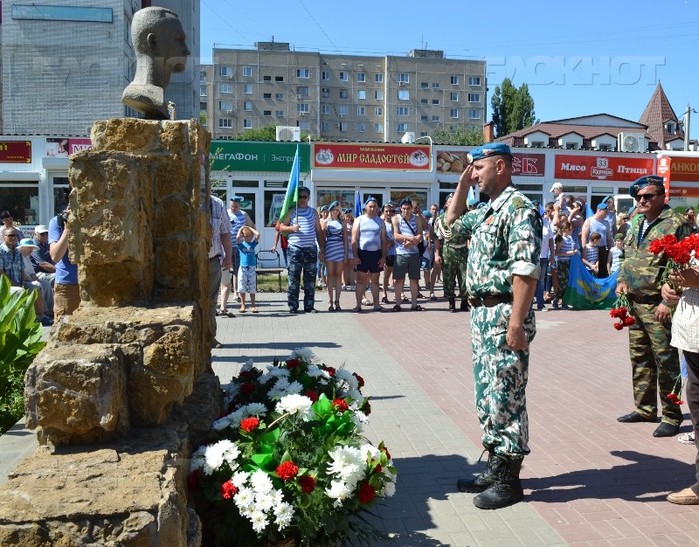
362, 298, 372, 306
381, 296, 390, 304
678, 432, 695, 445
401, 296, 410, 303
239, 307, 247, 313
391, 304, 402, 312
417, 293, 425, 299
411, 305, 426, 311
328, 303, 335, 312
429, 293, 438, 301
352, 306, 362, 313
251, 307, 258, 314
373, 306, 384, 312
334, 301, 341, 311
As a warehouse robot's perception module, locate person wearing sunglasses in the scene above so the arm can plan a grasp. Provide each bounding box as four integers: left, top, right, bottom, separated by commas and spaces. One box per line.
615, 175, 693, 438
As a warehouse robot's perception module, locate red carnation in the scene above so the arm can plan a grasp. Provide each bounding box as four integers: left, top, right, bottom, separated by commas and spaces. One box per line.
613, 322, 624, 331
305, 389, 319, 402
238, 370, 256, 381
622, 316, 636, 327
374, 464, 382, 473
353, 372, 365, 388
362, 401, 372, 415
286, 358, 301, 370
187, 469, 201, 491
358, 481, 376, 505
276, 460, 300, 481
240, 416, 260, 432
240, 382, 256, 394
667, 392, 684, 405
381, 445, 392, 461
297, 474, 317, 494
221, 480, 238, 500
333, 398, 350, 412
324, 366, 336, 377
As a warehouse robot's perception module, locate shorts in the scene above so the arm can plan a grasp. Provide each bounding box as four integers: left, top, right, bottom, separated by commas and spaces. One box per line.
54, 283, 80, 321
230, 248, 241, 274
421, 256, 433, 270
385, 255, 395, 268
356, 249, 383, 273
238, 265, 257, 294
221, 268, 231, 286
393, 253, 421, 281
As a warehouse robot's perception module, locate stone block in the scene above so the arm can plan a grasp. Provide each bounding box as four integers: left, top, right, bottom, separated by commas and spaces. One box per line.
24, 344, 130, 447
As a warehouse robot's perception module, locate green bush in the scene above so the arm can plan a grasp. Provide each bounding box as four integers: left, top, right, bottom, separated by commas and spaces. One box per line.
0, 277, 46, 435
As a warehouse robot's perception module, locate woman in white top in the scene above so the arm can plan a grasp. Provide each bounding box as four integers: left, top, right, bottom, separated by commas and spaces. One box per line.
351, 197, 387, 312
321, 201, 347, 311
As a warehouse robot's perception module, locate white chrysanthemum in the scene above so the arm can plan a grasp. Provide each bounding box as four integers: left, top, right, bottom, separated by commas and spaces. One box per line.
189, 445, 206, 472
335, 368, 359, 391
274, 501, 295, 529
306, 364, 324, 378
250, 470, 274, 494
267, 377, 291, 400
284, 380, 303, 395
267, 367, 291, 378
345, 388, 364, 404
212, 407, 245, 431
202, 440, 240, 475
351, 410, 369, 428
257, 371, 276, 385
275, 394, 314, 418
271, 489, 285, 505
381, 470, 397, 497
232, 470, 249, 487
243, 402, 267, 417
250, 510, 269, 533
291, 347, 316, 361
234, 485, 255, 510
222, 383, 240, 409
240, 358, 254, 371
360, 443, 382, 462
326, 479, 352, 506
255, 492, 275, 512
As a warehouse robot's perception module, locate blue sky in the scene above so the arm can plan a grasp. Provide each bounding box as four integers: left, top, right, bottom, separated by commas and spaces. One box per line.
199, 0, 699, 136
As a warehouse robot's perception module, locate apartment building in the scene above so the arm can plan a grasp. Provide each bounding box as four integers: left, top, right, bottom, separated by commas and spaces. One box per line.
0, 0, 200, 136
202, 43, 487, 142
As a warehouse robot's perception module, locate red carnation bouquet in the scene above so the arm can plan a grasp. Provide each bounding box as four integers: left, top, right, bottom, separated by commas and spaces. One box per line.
610, 291, 635, 330
648, 233, 699, 289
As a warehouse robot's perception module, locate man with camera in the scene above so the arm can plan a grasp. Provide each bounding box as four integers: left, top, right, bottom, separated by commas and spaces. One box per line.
49, 206, 80, 322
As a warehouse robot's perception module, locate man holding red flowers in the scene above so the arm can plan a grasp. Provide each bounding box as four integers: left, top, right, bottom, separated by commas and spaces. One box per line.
615, 175, 693, 437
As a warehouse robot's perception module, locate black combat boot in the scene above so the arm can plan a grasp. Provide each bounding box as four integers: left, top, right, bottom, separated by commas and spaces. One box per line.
448, 298, 456, 312
460, 299, 470, 312
473, 457, 524, 509
456, 451, 505, 493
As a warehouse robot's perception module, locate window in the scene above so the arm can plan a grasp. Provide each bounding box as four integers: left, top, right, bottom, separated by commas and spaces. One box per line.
339, 89, 349, 99
375, 90, 384, 100
321, 105, 331, 114
0, 182, 39, 225
199, 86, 207, 97
420, 82, 429, 89
450, 109, 459, 119
296, 68, 310, 79
321, 70, 330, 81
297, 103, 310, 114
321, 121, 330, 132
299, 120, 310, 130
275, 110, 284, 118
275, 93, 284, 100
275, 76, 284, 82
396, 123, 408, 132
397, 106, 409, 116
219, 100, 233, 111
431, 98, 440, 105
219, 118, 232, 128
357, 72, 366, 82
263, 110, 272, 116
565, 142, 578, 150
420, 115, 428, 122
321, 88, 330, 98
243, 84, 253, 94
357, 122, 366, 132
338, 105, 349, 117
219, 83, 232, 94
219, 66, 232, 77
450, 92, 459, 102
468, 93, 480, 102
420, 98, 428, 105
375, 106, 383, 116
200, 102, 207, 111
397, 90, 410, 101
357, 106, 366, 116
431, 115, 440, 122
243, 66, 253, 77
357, 90, 366, 100
374, 123, 384, 133
263, 75, 272, 82
469, 109, 480, 119
339, 122, 348, 132
432, 82, 440, 89
451, 75, 459, 85
244, 119, 253, 129
375, 73, 383, 83
243, 101, 252, 111
263, 92, 272, 99
469, 76, 481, 86
397, 73, 409, 83
339, 71, 349, 81
296, 86, 309, 97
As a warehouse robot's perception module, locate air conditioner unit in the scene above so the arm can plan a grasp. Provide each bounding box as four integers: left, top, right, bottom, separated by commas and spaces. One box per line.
223, 74, 233, 80
224, 109, 233, 114
275, 126, 301, 142
398, 81, 407, 87
618, 132, 645, 152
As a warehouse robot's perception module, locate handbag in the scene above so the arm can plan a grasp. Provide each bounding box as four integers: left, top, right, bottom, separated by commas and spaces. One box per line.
405, 217, 425, 255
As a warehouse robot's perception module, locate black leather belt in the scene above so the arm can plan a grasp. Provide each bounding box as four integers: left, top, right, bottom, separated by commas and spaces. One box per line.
626, 293, 661, 305
468, 294, 513, 308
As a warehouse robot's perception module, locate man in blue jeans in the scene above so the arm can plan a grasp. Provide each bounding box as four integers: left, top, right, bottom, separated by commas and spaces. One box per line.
536, 202, 555, 311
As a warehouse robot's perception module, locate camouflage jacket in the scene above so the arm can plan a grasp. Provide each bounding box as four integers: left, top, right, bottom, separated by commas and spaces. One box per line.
434, 210, 470, 249
452, 185, 542, 297
617, 205, 692, 297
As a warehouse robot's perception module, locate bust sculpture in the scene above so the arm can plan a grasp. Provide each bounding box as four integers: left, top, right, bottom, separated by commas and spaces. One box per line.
122, 7, 190, 119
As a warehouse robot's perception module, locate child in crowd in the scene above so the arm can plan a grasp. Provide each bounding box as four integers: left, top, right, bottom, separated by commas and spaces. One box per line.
582, 231, 602, 276
608, 232, 625, 274
552, 219, 577, 309
237, 225, 260, 313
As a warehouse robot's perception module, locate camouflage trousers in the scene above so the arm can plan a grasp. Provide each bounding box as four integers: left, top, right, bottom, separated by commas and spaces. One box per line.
470, 303, 536, 459
441, 245, 468, 299
287, 245, 318, 312
627, 301, 682, 425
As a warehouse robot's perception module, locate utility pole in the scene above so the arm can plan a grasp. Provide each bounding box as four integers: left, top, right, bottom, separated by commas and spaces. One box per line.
684, 104, 695, 152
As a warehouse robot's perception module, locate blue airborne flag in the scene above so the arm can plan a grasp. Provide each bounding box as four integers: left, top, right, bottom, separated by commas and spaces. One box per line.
563, 254, 617, 310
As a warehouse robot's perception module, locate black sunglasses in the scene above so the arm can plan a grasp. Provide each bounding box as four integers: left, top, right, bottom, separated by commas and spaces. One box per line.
635, 193, 662, 202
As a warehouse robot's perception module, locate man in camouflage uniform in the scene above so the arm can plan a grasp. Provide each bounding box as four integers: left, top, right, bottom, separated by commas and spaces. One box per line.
447, 143, 542, 510
434, 194, 470, 312
616, 175, 692, 437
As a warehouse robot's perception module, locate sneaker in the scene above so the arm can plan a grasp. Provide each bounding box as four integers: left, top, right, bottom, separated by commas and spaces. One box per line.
39, 315, 54, 327
551, 300, 559, 310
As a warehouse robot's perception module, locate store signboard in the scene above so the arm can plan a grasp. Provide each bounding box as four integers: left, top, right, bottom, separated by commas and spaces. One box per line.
45, 137, 92, 157
210, 141, 310, 172
554, 154, 654, 182
312, 143, 431, 170
0, 140, 32, 163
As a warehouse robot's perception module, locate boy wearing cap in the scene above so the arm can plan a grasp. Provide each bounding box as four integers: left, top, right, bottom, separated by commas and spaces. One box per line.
225, 196, 255, 309
447, 142, 542, 510
581, 202, 614, 277
616, 175, 692, 437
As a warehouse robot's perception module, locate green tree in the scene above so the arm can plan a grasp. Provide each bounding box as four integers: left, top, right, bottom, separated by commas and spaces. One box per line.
233, 124, 314, 142
491, 78, 537, 137
431, 125, 483, 146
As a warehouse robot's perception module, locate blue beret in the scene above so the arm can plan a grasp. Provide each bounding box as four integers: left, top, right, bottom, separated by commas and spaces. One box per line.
467, 143, 512, 164
476, 202, 487, 209
328, 200, 340, 210
342, 208, 351, 214
629, 175, 664, 199
467, 194, 479, 206
363, 196, 378, 208
422, 210, 431, 219
596, 202, 608, 210
399, 198, 412, 207
320, 205, 328, 212
231, 195, 244, 202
